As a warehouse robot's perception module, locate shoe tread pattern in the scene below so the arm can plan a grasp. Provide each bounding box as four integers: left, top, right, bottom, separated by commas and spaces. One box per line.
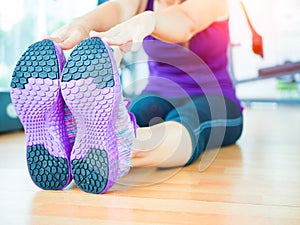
61, 38, 120, 194
10, 40, 71, 190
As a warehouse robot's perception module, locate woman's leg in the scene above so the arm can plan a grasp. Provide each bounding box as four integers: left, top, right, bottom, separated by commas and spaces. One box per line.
129, 94, 194, 167
130, 95, 243, 168
131, 121, 193, 168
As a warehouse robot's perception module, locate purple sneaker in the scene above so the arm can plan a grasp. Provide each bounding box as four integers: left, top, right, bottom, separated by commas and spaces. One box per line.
10, 40, 72, 190
61, 38, 121, 194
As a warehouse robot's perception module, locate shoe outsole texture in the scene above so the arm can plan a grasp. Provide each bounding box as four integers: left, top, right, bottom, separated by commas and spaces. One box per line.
61, 38, 121, 194
10, 40, 71, 190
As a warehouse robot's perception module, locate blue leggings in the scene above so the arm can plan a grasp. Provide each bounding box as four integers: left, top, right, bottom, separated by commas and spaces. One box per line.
129, 94, 243, 165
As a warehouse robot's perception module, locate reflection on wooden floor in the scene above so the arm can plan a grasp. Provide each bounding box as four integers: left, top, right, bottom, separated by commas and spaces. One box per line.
0, 106, 300, 225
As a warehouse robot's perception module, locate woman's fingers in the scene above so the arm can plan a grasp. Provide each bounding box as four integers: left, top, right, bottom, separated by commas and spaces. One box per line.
89, 30, 102, 38
44, 21, 90, 50
57, 37, 77, 50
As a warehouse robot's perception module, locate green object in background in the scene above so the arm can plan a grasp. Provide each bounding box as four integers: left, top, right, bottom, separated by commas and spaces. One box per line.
276, 80, 297, 90
276, 76, 298, 90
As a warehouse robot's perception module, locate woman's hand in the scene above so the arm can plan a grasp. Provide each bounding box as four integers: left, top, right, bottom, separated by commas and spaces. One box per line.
44, 18, 91, 50
90, 11, 156, 53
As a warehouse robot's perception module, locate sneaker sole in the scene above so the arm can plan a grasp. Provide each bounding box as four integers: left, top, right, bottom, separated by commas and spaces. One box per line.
61, 38, 120, 194
10, 40, 71, 190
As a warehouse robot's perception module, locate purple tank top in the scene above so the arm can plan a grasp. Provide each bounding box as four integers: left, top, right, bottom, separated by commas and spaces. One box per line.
142, 0, 241, 108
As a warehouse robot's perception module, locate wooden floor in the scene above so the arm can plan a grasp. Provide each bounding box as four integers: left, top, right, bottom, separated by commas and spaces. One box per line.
1, 105, 300, 225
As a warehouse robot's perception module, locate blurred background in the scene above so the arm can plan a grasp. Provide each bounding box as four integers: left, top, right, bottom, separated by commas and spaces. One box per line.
229, 0, 300, 104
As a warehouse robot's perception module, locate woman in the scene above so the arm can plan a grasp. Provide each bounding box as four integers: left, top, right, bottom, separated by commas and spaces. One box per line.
11, 0, 243, 194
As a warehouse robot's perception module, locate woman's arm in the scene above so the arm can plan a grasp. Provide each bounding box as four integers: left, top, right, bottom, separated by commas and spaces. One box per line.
77, 0, 145, 33
48, 0, 145, 50
152, 0, 229, 43
94, 0, 228, 48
